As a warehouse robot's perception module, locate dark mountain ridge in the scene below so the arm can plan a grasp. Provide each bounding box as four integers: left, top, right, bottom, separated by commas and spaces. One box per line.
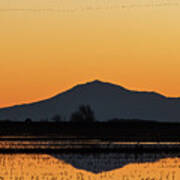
0, 80, 180, 122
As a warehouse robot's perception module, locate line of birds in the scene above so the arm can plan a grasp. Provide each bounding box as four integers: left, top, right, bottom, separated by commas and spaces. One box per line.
0, 1, 179, 13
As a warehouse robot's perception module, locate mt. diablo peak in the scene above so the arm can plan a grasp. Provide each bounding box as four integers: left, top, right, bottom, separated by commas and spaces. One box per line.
0, 80, 180, 122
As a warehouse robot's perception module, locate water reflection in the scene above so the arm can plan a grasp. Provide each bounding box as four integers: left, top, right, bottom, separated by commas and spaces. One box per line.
0, 154, 180, 179
0, 138, 180, 179
54, 152, 180, 173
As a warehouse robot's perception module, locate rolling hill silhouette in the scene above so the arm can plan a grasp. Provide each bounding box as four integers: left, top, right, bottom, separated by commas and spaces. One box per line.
0, 80, 180, 122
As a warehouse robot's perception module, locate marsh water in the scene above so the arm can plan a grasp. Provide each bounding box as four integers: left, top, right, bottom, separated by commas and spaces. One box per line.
0, 137, 180, 179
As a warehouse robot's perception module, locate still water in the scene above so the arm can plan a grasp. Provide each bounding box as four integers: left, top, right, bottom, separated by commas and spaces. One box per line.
0, 154, 179, 179
0, 139, 180, 179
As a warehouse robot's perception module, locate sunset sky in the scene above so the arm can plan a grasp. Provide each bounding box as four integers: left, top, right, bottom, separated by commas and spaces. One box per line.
0, 0, 180, 108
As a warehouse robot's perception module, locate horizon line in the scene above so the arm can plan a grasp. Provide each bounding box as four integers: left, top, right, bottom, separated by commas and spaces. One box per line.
0, 79, 180, 109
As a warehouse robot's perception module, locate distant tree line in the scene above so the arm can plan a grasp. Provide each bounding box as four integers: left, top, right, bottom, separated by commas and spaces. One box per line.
0, 104, 168, 125
22, 104, 95, 123
1, 104, 180, 140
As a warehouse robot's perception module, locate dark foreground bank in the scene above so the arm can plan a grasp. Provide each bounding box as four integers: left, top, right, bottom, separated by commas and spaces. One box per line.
0, 120, 180, 142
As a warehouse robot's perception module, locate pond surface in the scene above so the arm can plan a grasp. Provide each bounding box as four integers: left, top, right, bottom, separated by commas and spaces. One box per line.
0, 153, 180, 180
0, 138, 180, 179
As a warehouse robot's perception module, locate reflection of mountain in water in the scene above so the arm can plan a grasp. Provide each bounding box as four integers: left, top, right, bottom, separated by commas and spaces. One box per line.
0, 154, 179, 179
53, 152, 180, 173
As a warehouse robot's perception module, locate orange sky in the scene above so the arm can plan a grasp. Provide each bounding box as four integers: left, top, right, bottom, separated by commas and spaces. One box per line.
0, 0, 180, 108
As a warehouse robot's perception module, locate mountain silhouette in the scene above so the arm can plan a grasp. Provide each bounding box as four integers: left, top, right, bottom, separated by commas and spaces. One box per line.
0, 80, 180, 122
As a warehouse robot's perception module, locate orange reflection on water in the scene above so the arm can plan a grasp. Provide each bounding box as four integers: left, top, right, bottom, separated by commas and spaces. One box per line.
0, 154, 179, 180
